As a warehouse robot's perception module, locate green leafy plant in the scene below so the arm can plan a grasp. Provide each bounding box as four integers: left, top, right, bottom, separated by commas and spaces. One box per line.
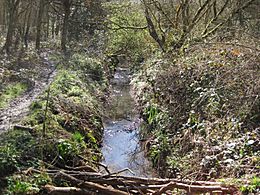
0, 145, 20, 177
240, 177, 260, 193
57, 139, 77, 161
144, 105, 159, 125
5, 173, 50, 195
7, 180, 33, 194
72, 131, 85, 144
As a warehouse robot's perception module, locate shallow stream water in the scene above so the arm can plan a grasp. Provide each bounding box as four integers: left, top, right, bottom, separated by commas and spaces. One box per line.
101, 67, 154, 177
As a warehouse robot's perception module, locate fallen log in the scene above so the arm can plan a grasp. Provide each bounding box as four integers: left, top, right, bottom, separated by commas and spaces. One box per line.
152, 181, 240, 195
27, 168, 227, 187
26, 168, 102, 177
107, 175, 228, 186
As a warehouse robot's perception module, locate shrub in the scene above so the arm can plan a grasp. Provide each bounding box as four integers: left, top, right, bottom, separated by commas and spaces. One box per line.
132, 43, 260, 179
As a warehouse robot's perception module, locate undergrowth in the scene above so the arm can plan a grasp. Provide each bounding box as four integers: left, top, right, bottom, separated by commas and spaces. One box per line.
0, 52, 108, 194
132, 42, 260, 192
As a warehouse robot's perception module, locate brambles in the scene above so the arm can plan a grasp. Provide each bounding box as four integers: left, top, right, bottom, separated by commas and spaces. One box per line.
132, 43, 260, 185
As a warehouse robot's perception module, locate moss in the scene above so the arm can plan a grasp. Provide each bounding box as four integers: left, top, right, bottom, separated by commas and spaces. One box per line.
0, 82, 28, 108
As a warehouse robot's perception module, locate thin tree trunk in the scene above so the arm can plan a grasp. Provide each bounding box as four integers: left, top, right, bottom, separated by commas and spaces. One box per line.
35, 0, 45, 50
3, 19, 14, 53
51, 17, 55, 39
61, 0, 71, 52
46, 4, 50, 40
24, 8, 31, 48
55, 15, 60, 37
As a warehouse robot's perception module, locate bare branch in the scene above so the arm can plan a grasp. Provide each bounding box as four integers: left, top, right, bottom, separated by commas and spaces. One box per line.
202, 0, 230, 35
107, 19, 147, 30
202, 0, 256, 38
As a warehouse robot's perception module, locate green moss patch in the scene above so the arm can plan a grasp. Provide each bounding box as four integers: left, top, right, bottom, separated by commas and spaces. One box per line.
0, 82, 28, 108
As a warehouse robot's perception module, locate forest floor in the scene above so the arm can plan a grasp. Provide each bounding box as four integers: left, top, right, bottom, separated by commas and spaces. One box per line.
0, 50, 57, 132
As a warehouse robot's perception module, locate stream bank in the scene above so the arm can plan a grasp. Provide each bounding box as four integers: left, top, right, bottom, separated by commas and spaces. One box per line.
0, 52, 107, 194
131, 44, 260, 191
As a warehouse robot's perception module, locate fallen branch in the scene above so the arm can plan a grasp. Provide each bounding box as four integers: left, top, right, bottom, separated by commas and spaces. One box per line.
24, 166, 240, 194
152, 182, 239, 195
14, 125, 33, 132
102, 168, 135, 178
64, 165, 98, 173
93, 162, 111, 174
43, 185, 94, 195
57, 171, 129, 195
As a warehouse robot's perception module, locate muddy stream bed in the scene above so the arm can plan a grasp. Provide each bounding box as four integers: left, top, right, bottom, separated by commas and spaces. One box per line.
101, 67, 155, 177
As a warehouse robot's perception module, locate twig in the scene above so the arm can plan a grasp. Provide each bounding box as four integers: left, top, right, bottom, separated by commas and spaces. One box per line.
102, 168, 135, 177
64, 165, 97, 173
92, 161, 111, 174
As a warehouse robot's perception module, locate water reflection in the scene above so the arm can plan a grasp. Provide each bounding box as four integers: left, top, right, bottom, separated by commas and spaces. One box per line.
101, 67, 154, 177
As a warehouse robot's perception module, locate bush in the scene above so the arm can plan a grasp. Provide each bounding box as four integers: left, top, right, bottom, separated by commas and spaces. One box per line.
132, 43, 260, 179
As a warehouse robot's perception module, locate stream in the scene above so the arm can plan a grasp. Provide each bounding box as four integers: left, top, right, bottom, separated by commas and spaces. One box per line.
101, 67, 154, 177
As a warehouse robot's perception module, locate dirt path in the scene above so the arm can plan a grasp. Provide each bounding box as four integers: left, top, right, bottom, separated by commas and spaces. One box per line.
0, 52, 57, 133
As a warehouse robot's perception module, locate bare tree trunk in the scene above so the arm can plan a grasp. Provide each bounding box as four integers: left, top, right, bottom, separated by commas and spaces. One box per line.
55, 15, 60, 37
4, 22, 15, 53
61, 0, 72, 52
24, 8, 32, 48
237, 0, 244, 27
142, 0, 165, 52
2, 0, 20, 54
181, 0, 190, 34
0, 1, 6, 28
51, 17, 55, 39
35, 0, 45, 50
46, 4, 50, 40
